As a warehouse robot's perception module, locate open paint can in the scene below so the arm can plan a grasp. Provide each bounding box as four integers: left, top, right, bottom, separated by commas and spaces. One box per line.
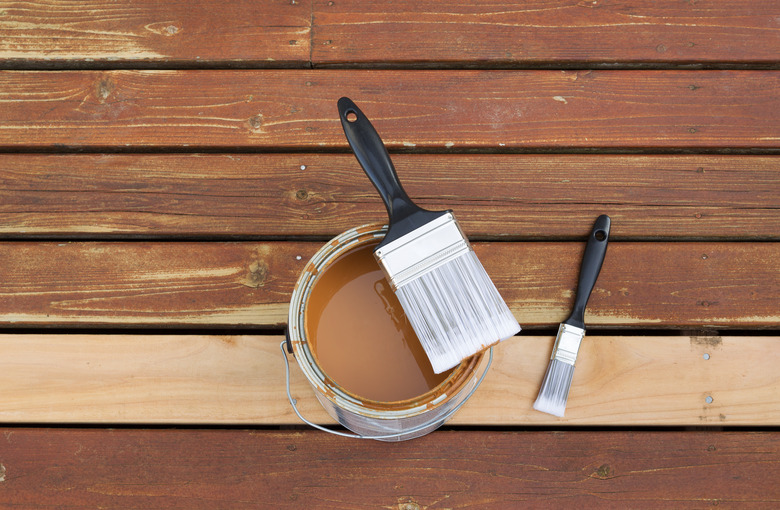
284, 223, 490, 441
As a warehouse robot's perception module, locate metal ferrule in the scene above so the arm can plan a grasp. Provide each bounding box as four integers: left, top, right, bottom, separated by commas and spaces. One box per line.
550, 323, 586, 366
374, 213, 470, 291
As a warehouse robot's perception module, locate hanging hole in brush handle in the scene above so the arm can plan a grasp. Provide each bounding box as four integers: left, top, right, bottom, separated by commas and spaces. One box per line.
337, 97, 446, 247
568, 214, 611, 328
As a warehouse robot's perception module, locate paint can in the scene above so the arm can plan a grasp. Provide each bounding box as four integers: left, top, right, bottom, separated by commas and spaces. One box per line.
285, 223, 491, 441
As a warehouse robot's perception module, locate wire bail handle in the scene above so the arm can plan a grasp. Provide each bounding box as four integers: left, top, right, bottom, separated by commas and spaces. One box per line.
279, 337, 493, 440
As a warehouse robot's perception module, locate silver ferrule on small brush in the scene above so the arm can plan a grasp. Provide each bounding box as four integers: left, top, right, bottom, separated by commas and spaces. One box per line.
550, 323, 585, 366
374, 213, 470, 291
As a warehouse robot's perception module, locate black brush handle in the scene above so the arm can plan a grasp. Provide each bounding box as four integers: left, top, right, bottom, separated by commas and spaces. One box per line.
338, 97, 420, 221
566, 214, 611, 329
338, 97, 444, 246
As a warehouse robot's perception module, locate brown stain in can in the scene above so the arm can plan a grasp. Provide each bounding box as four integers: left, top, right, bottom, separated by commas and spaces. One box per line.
305, 241, 453, 402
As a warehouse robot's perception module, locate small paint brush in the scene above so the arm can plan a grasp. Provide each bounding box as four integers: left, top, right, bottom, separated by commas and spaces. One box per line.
338, 97, 521, 374
533, 214, 610, 417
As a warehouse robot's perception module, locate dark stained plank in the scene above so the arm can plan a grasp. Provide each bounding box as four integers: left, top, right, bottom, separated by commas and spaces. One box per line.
0, 154, 778, 240
1, 429, 779, 508
313, 0, 780, 67
0, 241, 300, 327
0, 0, 312, 68
0, 241, 775, 327
0, 70, 777, 150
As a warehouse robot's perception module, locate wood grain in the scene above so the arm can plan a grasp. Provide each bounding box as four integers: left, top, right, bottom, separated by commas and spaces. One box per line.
0, 241, 775, 327
0, 70, 777, 150
1, 429, 779, 508
1, 153, 777, 240
0, 334, 777, 426
0, 2, 776, 507
313, 0, 780, 67
0, 0, 312, 67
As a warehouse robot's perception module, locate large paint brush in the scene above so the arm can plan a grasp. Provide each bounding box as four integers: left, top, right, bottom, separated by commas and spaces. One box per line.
338, 97, 521, 374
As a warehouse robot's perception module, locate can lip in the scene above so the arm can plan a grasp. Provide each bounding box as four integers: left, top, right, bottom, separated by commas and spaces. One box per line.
288, 223, 485, 419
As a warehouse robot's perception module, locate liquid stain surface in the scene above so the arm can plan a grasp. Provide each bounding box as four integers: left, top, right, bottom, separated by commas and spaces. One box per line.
306, 242, 453, 402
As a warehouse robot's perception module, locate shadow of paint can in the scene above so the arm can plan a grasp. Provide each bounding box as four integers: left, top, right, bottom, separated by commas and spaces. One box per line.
287, 223, 488, 441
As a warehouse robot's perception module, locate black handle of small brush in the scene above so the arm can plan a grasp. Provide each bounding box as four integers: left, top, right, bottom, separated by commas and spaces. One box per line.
337, 97, 423, 223
568, 214, 611, 328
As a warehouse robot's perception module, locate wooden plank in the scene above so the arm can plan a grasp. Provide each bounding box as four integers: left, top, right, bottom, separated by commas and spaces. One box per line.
1, 429, 779, 508
0, 0, 312, 68
0, 241, 775, 327
0, 70, 777, 150
0, 334, 777, 426
0, 241, 299, 327
1, 154, 778, 240
312, 0, 780, 67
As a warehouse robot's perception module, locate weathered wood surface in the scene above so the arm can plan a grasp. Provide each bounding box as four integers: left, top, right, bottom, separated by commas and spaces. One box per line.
4, 0, 777, 70
1, 70, 777, 150
1, 153, 777, 240
1, 0, 778, 508
0, 334, 776, 426
0, 0, 312, 68
0, 241, 775, 327
313, 0, 780, 67
1, 429, 778, 508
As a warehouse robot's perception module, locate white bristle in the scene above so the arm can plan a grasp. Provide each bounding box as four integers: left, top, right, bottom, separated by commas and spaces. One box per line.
395, 249, 520, 374
533, 359, 575, 417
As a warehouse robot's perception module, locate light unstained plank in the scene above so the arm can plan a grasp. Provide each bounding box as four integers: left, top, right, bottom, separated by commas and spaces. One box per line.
1, 153, 778, 240
0, 241, 776, 327
0, 334, 776, 426
0, 0, 311, 67
0, 70, 777, 150
313, 0, 780, 66
1, 429, 779, 509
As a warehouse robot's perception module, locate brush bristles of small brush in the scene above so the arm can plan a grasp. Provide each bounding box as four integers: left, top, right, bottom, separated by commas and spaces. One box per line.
395, 249, 520, 374
533, 323, 585, 417
533, 359, 575, 417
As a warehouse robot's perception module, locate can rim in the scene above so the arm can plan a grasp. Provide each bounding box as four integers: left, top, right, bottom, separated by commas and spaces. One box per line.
287, 223, 485, 420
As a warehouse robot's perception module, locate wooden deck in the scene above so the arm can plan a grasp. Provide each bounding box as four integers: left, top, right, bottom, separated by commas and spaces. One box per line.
0, 1, 778, 507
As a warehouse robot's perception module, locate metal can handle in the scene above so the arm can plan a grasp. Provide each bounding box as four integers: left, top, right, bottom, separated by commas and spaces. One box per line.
279, 340, 493, 440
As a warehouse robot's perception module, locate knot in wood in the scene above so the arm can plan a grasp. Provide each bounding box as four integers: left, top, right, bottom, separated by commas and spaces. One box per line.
249, 115, 264, 130
595, 463, 612, 478
95, 78, 115, 103
244, 260, 268, 288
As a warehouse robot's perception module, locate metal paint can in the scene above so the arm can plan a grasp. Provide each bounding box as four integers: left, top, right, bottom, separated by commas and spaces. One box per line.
285, 223, 490, 441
